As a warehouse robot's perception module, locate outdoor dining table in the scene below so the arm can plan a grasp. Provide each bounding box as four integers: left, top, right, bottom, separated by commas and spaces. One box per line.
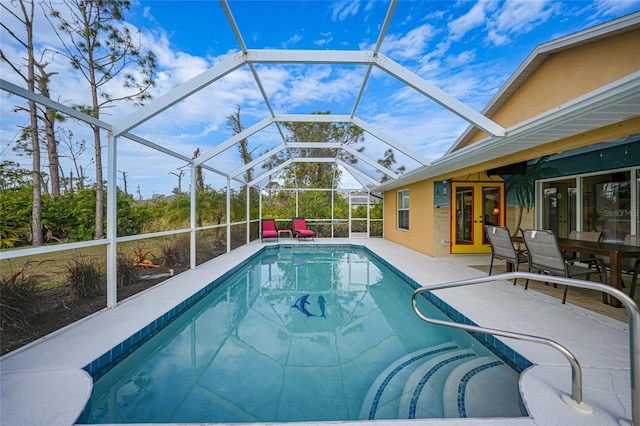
554, 238, 640, 307
511, 236, 640, 307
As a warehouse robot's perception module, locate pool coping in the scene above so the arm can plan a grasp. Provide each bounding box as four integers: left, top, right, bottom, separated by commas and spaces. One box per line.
0, 238, 632, 425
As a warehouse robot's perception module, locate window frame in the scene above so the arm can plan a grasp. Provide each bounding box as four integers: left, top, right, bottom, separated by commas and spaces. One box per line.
397, 189, 409, 230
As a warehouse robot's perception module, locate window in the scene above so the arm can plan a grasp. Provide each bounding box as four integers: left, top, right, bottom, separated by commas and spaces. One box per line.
397, 189, 409, 230
541, 179, 576, 238
540, 168, 637, 241
583, 171, 631, 243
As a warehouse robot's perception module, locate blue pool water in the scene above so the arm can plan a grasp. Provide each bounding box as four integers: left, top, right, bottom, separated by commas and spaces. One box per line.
80, 246, 529, 423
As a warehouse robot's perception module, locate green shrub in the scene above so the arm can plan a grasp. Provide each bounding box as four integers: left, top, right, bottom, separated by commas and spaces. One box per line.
0, 186, 33, 247
0, 260, 49, 329
117, 253, 139, 287
64, 254, 104, 299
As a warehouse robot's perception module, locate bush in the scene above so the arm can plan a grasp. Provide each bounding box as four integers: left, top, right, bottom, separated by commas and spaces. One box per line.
160, 237, 188, 269
0, 260, 49, 330
0, 186, 33, 247
64, 254, 104, 299
117, 253, 139, 287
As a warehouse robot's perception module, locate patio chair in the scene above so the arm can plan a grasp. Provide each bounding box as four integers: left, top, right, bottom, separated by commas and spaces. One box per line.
564, 230, 603, 260
292, 217, 315, 241
591, 233, 639, 295
261, 219, 279, 243
484, 225, 529, 286
522, 229, 608, 304
622, 234, 640, 299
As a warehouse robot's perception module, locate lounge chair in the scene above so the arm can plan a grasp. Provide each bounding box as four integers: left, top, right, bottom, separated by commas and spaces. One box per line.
484, 225, 528, 286
261, 219, 278, 243
522, 229, 607, 304
292, 217, 315, 241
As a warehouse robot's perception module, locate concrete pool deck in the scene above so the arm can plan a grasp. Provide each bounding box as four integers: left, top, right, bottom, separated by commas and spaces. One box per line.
0, 238, 634, 425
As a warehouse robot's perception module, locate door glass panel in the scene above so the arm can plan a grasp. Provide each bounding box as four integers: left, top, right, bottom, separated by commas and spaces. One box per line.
482, 187, 500, 244
455, 187, 473, 244
583, 171, 631, 243
542, 179, 576, 238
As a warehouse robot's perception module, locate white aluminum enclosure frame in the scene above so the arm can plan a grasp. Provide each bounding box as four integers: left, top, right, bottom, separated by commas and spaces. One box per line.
2, 1, 637, 311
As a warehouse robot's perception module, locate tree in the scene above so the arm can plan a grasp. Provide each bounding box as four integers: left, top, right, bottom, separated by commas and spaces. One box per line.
169, 167, 186, 194
3, 0, 67, 199
505, 157, 558, 236
118, 170, 128, 195
259, 112, 365, 220
192, 148, 204, 191
377, 148, 406, 183
0, 0, 45, 246
34, 60, 62, 196
57, 128, 91, 191
0, 161, 31, 191
226, 105, 255, 182
264, 111, 365, 189
46, 0, 156, 239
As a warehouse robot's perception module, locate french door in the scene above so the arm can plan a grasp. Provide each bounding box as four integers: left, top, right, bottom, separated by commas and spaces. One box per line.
451, 182, 504, 253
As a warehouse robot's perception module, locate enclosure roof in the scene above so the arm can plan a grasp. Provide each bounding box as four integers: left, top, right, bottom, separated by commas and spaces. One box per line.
108, 0, 509, 191
2, 3, 638, 194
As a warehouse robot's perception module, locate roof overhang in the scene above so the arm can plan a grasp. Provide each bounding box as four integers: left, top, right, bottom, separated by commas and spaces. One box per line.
375, 71, 640, 191
448, 12, 640, 154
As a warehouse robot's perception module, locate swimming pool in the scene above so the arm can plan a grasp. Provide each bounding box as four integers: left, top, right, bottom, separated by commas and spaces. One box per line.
79, 246, 530, 423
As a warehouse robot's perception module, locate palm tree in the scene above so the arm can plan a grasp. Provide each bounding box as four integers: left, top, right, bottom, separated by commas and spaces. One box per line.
505, 156, 557, 236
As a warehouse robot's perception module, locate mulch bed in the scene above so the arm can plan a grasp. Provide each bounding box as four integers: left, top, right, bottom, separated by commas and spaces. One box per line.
1, 265, 188, 355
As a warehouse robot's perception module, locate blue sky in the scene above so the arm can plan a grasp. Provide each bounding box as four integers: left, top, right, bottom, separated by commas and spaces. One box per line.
1, 0, 639, 196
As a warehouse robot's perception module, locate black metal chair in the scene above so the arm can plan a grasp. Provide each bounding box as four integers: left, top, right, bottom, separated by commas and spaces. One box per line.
484, 225, 529, 286
522, 229, 608, 304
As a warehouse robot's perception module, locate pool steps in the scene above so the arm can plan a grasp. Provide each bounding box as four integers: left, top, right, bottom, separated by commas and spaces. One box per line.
442, 356, 523, 418
361, 342, 524, 420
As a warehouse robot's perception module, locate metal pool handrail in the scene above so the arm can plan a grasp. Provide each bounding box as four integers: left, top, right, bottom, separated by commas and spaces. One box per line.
411, 271, 639, 426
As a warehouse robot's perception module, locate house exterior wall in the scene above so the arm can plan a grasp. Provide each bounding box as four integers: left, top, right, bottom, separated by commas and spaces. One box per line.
467, 29, 640, 144
382, 26, 640, 257
383, 180, 435, 255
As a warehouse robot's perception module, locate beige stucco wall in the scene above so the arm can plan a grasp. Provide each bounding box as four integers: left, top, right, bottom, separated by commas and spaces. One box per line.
383, 180, 436, 256
384, 174, 503, 257
467, 29, 640, 145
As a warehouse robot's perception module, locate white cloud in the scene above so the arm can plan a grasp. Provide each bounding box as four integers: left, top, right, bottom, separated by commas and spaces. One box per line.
381, 23, 437, 60
268, 65, 362, 111
282, 34, 302, 48
485, 0, 560, 46
446, 49, 477, 69
314, 32, 334, 46
331, 1, 362, 21
593, 0, 640, 16
448, 1, 498, 41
